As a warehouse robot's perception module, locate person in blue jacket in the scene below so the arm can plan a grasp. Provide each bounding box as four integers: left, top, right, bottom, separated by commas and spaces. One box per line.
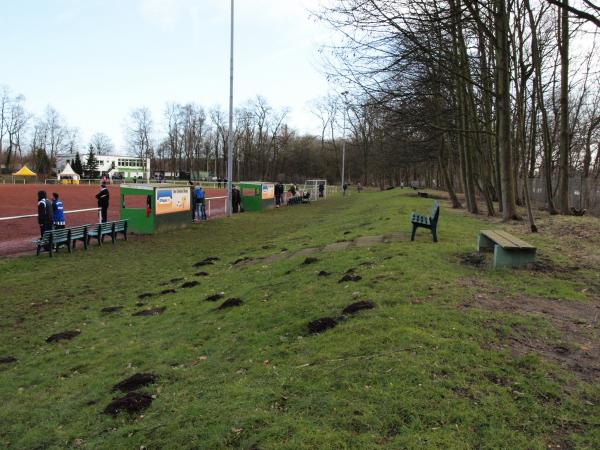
194, 184, 207, 221
52, 193, 66, 229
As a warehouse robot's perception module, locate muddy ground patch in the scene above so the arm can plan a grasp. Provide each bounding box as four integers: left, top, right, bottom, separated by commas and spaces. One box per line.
104, 392, 153, 416
461, 293, 600, 381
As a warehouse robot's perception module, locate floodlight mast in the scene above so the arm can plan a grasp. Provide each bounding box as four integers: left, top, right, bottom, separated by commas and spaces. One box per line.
226, 0, 235, 216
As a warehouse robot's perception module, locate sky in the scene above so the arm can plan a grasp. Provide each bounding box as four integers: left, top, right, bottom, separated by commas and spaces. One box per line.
2, 0, 332, 153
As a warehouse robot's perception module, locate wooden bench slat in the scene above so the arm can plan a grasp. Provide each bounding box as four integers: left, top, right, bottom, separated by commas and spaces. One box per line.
480, 230, 535, 250
480, 230, 520, 249
493, 230, 536, 249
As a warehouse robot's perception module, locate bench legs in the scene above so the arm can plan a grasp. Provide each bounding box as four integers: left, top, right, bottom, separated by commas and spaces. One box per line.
411, 224, 438, 242
493, 246, 536, 269
478, 234, 496, 252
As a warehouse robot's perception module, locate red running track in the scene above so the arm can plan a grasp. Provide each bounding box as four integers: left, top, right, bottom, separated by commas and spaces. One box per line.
0, 184, 227, 256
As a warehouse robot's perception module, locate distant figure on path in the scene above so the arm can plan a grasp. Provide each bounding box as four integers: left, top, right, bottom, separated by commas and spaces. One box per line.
37, 191, 53, 238
356, 182, 363, 193
96, 183, 110, 223
343, 183, 348, 196
318, 182, 325, 198
52, 193, 65, 229
232, 185, 242, 213
275, 182, 284, 208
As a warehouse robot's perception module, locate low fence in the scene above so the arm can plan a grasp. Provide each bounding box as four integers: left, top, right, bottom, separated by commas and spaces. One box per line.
520, 177, 600, 216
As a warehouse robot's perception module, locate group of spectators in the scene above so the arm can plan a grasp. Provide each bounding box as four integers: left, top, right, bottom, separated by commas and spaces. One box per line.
36, 184, 110, 238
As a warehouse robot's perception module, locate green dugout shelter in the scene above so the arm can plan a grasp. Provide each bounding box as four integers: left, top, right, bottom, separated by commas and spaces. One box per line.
239, 182, 275, 211
120, 184, 192, 234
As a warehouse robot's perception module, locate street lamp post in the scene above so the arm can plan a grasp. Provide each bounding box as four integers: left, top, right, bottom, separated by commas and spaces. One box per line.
226, 0, 235, 216
341, 91, 348, 196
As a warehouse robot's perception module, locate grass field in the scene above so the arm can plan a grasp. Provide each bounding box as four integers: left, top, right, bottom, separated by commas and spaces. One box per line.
1, 190, 599, 449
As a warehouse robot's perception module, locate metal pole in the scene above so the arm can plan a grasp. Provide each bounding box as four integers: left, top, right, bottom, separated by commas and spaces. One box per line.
341, 91, 348, 196
226, 0, 235, 216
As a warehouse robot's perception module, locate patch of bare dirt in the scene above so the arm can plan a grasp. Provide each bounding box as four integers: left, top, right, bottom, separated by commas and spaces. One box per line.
113, 373, 157, 392
462, 294, 600, 381
104, 392, 153, 416
343, 300, 375, 315
339, 274, 362, 283
308, 317, 338, 334
46, 330, 80, 343
218, 298, 243, 309
205, 293, 224, 302
101, 306, 123, 313
459, 252, 488, 268
160, 289, 177, 295
0, 356, 17, 364
181, 281, 199, 289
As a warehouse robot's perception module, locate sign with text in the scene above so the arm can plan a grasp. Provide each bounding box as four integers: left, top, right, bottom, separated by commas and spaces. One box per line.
262, 183, 274, 200
155, 188, 190, 215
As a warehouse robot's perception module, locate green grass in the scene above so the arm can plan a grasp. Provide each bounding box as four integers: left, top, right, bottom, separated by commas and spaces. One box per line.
1, 190, 599, 449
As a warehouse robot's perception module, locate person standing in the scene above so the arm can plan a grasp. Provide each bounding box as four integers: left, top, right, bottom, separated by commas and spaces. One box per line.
275, 182, 284, 208
194, 184, 207, 221
318, 182, 325, 198
37, 191, 53, 238
232, 185, 242, 213
51, 193, 66, 229
96, 183, 110, 223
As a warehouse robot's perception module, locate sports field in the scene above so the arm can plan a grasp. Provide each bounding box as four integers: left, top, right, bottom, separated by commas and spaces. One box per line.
0, 184, 227, 256
1, 190, 599, 449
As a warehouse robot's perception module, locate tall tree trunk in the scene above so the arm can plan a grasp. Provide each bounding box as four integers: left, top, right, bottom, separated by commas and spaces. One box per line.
557, 0, 570, 214
496, 0, 520, 220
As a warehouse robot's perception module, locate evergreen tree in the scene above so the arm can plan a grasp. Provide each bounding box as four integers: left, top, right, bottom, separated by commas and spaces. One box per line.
84, 145, 99, 178
72, 152, 83, 175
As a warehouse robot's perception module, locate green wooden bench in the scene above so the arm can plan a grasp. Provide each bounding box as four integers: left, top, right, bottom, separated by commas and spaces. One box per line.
478, 230, 536, 268
34, 225, 89, 257
88, 220, 128, 246
410, 201, 440, 242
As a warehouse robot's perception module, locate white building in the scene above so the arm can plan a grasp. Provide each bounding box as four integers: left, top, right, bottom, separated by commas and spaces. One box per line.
55, 153, 151, 180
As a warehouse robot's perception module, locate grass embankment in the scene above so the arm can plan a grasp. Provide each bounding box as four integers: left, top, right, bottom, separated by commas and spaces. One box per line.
1, 190, 599, 449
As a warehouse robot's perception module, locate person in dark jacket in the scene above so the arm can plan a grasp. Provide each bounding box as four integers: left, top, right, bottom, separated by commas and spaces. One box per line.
232, 185, 242, 213
318, 182, 325, 198
274, 182, 284, 208
96, 183, 110, 223
37, 191, 53, 238
51, 193, 66, 229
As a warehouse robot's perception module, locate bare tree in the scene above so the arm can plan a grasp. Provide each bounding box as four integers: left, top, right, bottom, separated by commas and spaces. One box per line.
89, 132, 115, 156
126, 107, 153, 161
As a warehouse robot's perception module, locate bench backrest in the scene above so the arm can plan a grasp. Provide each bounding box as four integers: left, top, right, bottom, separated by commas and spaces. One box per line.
114, 220, 127, 231
430, 202, 440, 226
69, 225, 88, 239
